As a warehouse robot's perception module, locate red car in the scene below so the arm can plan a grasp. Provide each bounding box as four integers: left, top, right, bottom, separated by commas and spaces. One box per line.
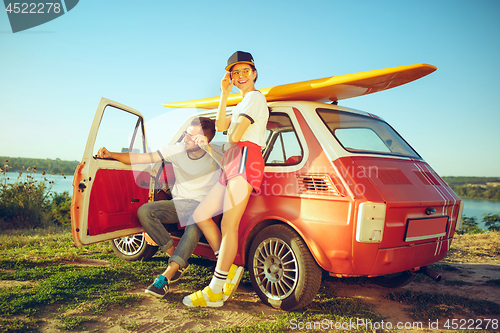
71, 64, 463, 310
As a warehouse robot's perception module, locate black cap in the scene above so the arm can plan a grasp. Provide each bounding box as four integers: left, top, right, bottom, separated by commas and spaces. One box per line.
225, 51, 255, 71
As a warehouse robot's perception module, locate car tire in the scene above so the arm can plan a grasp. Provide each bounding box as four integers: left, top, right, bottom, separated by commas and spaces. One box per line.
370, 270, 415, 288
248, 224, 322, 311
110, 233, 158, 261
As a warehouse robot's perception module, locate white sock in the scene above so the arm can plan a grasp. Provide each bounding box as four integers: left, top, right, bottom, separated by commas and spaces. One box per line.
209, 268, 228, 294
214, 250, 219, 259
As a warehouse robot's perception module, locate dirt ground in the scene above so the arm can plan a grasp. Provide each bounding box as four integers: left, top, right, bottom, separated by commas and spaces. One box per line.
4, 234, 498, 333
331, 260, 500, 332
27, 257, 499, 333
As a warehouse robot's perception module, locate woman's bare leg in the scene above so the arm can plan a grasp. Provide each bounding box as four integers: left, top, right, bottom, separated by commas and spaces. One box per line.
216, 176, 253, 272
183, 176, 253, 307
191, 182, 226, 252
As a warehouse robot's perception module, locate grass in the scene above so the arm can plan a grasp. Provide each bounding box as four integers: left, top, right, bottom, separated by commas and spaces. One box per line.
1, 228, 500, 332
0, 227, 386, 332
54, 314, 97, 331
445, 231, 500, 263
0, 227, 163, 331
118, 320, 142, 331
0, 226, 110, 262
484, 279, 500, 287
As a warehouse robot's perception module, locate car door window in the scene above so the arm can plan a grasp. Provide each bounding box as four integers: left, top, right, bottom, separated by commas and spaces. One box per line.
264, 113, 303, 165
93, 106, 146, 156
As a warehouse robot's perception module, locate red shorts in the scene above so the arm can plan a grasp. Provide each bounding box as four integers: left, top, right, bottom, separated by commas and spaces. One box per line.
219, 141, 265, 193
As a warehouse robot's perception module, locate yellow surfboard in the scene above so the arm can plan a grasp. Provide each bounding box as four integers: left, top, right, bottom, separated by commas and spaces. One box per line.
162, 63, 436, 109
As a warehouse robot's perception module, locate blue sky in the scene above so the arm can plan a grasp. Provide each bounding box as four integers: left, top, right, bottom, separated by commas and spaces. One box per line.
1, 0, 499, 176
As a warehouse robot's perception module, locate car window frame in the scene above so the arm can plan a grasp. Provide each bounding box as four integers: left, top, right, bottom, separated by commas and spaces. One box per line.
316, 108, 421, 159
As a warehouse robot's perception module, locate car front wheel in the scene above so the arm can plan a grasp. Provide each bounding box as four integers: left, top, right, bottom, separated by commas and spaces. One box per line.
248, 224, 322, 311
110, 233, 158, 261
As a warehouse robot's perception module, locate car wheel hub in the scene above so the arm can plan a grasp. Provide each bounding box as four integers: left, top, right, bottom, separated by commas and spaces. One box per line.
253, 237, 298, 300
113, 234, 145, 256
265, 257, 282, 280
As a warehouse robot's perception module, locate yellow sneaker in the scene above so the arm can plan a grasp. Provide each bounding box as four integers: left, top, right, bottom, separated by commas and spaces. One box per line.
223, 264, 244, 302
183, 286, 223, 307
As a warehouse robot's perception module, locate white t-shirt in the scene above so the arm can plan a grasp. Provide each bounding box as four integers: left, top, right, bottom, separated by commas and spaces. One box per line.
157, 143, 220, 202
228, 90, 268, 148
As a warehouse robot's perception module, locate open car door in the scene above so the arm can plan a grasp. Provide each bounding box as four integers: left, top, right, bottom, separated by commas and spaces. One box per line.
71, 98, 151, 247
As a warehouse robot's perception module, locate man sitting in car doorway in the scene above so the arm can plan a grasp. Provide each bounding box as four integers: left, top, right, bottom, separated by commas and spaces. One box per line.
97, 117, 225, 298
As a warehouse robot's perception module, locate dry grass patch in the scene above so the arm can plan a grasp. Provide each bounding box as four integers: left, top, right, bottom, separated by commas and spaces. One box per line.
445, 231, 500, 263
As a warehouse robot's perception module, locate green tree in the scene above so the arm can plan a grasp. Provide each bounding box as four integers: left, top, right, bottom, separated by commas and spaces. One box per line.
457, 215, 483, 235
483, 213, 500, 232
49, 191, 72, 226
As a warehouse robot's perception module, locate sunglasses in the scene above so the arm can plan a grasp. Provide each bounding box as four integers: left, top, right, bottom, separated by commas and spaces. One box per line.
183, 131, 194, 141
231, 68, 253, 79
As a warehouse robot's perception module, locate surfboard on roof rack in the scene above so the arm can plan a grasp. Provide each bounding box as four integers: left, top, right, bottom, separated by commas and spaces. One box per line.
162, 63, 437, 109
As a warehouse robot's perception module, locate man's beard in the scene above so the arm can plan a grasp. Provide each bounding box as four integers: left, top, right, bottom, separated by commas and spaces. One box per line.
186, 145, 202, 153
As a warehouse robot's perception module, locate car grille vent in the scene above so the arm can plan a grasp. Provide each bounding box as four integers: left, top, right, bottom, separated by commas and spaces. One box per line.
377, 168, 412, 185
297, 175, 341, 196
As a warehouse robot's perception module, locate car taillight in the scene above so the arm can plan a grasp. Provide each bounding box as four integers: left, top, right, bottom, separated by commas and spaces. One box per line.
356, 203, 386, 243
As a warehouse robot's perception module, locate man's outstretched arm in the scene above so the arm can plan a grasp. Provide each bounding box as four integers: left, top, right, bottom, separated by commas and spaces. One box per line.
96, 147, 161, 165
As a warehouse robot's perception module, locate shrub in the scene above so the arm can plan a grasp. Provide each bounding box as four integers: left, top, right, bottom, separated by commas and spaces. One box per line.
457, 213, 500, 235
0, 161, 69, 230
483, 213, 500, 232
457, 215, 482, 235
49, 191, 72, 226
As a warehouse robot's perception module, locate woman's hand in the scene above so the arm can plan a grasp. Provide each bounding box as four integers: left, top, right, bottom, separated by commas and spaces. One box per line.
97, 147, 112, 159
221, 72, 233, 96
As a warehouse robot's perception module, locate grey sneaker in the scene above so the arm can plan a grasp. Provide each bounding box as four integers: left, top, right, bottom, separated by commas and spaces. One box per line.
170, 263, 190, 283
145, 275, 169, 298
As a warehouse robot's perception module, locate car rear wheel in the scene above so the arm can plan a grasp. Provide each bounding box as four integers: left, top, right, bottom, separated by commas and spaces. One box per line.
110, 233, 158, 261
370, 270, 415, 288
248, 224, 322, 311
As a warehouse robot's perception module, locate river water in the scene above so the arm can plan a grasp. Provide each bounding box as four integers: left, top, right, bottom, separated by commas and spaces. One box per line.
2, 171, 74, 196
461, 198, 500, 229
2, 172, 499, 227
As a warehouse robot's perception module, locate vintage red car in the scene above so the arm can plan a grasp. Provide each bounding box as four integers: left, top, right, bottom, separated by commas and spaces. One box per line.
71, 64, 463, 310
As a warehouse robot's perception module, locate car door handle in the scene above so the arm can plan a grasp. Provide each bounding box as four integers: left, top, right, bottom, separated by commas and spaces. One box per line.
131, 198, 140, 203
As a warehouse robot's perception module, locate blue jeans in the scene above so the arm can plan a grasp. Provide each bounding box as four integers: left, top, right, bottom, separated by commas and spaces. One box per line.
137, 199, 203, 268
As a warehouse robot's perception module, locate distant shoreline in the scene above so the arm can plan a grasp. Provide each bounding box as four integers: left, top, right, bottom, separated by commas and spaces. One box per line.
441, 176, 500, 202
2, 157, 500, 201
457, 196, 500, 202
1, 156, 79, 176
